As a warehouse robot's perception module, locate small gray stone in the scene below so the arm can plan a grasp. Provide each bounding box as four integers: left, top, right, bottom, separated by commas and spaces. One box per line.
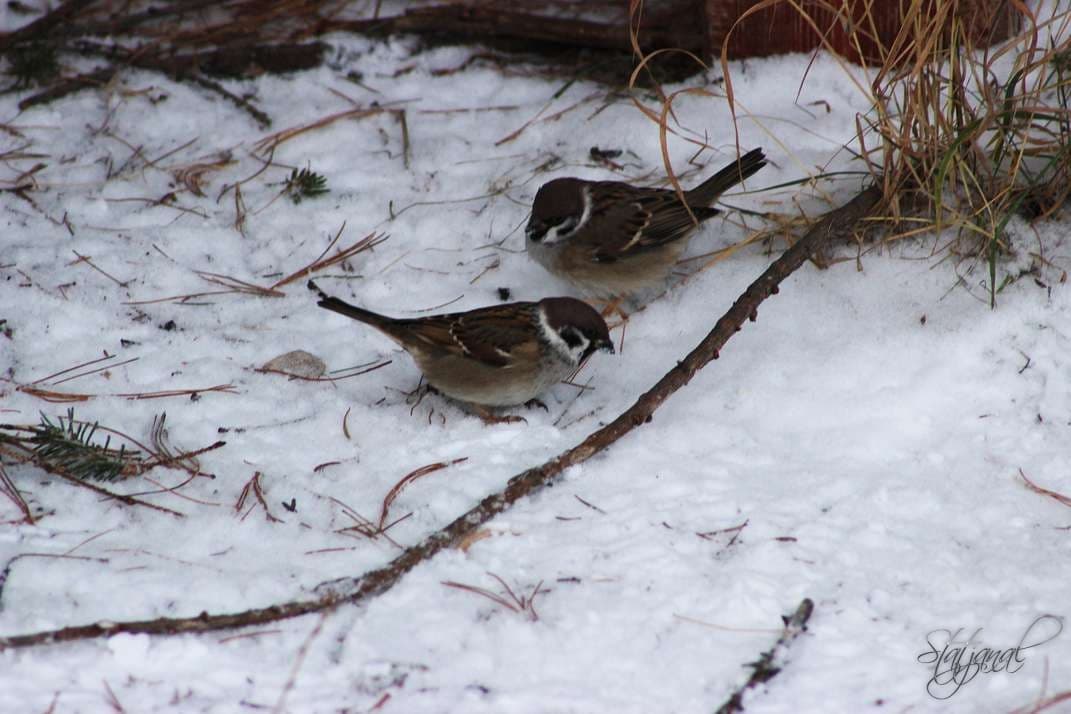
261, 350, 326, 379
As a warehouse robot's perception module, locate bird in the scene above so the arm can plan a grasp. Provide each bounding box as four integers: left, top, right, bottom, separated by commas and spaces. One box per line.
308, 281, 614, 421
525, 148, 767, 299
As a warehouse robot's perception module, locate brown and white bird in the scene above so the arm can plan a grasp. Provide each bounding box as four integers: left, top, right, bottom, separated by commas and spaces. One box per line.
525, 148, 767, 298
308, 281, 613, 418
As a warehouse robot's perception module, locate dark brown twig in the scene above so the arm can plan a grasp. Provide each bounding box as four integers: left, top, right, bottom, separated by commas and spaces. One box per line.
186, 74, 271, 128
714, 598, 815, 714
0, 0, 96, 53
394, 109, 410, 169
326, 6, 705, 56
0, 187, 878, 650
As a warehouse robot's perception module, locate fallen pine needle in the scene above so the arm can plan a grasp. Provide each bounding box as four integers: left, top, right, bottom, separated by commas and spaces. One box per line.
1019, 469, 1071, 509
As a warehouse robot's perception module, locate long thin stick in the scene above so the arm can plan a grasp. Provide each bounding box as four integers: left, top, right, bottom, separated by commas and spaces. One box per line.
0, 187, 880, 651
714, 598, 815, 714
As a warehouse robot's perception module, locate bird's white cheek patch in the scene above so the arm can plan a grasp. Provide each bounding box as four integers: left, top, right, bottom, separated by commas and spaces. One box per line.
541, 223, 569, 245
537, 310, 584, 366
538, 186, 592, 246
569, 337, 591, 364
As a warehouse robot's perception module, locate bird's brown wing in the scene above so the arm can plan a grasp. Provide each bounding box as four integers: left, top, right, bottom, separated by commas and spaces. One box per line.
399, 303, 540, 369
582, 183, 719, 263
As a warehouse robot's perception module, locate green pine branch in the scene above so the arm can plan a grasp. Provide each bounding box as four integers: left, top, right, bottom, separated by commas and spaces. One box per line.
286, 167, 329, 204
0, 409, 143, 482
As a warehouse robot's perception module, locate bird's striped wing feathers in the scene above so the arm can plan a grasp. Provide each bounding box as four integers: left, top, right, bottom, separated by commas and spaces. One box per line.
401, 305, 540, 368
584, 183, 718, 263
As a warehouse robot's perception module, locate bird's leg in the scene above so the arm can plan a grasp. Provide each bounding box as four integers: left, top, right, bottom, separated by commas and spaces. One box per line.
524, 398, 549, 412
593, 296, 636, 353
406, 380, 434, 413
613, 313, 628, 355
583, 296, 631, 353
470, 404, 527, 426
591, 295, 628, 321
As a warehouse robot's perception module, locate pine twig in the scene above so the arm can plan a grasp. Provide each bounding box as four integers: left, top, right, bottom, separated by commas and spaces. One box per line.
0, 409, 224, 517
285, 167, 328, 203
714, 599, 815, 714
15, 409, 142, 482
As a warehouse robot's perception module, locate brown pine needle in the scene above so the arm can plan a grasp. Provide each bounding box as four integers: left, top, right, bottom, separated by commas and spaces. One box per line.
236, 472, 281, 523
1019, 469, 1071, 509
0, 463, 34, 524
253, 104, 405, 155
33, 352, 121, 385
442, 573, 547, 621
70, 250, 128, 287
270, 229, 388, 290
378, 458, 468, 531
126, 229, 387, 305
17, 384, 237, 403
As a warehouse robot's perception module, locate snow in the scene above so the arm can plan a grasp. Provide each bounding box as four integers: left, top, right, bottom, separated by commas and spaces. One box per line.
2, 8, 1071, 714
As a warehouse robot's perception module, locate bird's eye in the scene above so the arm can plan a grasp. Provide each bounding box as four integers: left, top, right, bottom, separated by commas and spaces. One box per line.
559, 326, 585, 349
529, 215, 579, 245
554, 216, 578, 235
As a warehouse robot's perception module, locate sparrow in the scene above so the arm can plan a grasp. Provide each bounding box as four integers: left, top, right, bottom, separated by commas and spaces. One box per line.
525, 148, 767, 298
308, 281, 614, 419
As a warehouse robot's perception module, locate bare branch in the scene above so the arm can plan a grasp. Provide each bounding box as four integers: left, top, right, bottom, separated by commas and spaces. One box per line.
0, 187, 879, 651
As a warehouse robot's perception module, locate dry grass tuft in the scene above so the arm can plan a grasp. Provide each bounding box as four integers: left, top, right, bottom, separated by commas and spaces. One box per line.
858, 3, 1070, 303
721, 2, 1071, 304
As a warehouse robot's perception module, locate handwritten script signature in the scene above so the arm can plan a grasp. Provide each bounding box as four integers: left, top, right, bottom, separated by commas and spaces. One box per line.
917, 614, 1064, 699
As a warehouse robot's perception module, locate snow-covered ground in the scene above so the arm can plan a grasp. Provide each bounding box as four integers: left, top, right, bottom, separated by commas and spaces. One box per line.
2, 9, 1071, 714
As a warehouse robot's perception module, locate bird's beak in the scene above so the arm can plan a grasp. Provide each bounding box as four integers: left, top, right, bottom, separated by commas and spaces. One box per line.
525, 222, 543, 242
580, 339, 614, 365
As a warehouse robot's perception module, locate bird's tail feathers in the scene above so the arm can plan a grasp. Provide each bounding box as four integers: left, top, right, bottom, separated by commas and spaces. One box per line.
307, 280, 391, 328
686, 147, 767, 206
